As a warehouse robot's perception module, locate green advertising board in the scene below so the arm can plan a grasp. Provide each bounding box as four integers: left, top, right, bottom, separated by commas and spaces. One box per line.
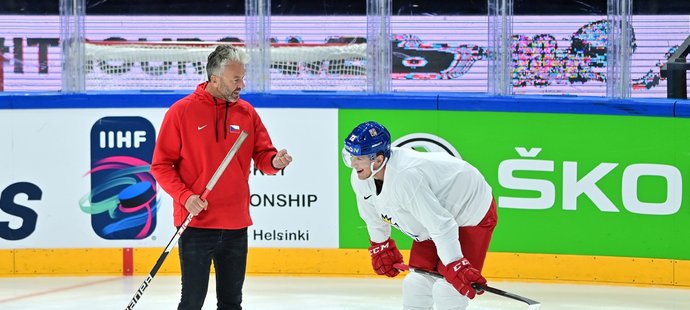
339, 109, 690, 260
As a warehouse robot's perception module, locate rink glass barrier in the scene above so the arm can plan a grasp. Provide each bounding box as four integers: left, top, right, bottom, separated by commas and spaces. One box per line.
1, 92, 690, 287
0, 15, 688, 96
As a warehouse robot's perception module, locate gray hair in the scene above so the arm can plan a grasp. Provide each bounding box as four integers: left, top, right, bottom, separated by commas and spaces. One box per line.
206, 45, 249, 81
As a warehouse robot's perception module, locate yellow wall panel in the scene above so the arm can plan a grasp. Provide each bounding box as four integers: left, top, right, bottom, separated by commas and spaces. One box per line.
485, 252, 674, 285
245, 248, 398, 276
132, 248, 180, 274
674, 260, 690, 286
0, 250, 14, 275
13, 248, 122, 276
0, 248, 688, 289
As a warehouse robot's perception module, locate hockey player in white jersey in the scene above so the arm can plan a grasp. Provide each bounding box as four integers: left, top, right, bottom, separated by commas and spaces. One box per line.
342, 121, 498, 310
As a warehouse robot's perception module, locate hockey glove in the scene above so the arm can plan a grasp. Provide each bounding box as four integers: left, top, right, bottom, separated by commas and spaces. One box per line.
439, 257, 486, 299
368, 238, 404, 277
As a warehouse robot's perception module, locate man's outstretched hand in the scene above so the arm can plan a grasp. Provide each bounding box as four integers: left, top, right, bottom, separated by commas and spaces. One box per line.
272, 149, 293, 169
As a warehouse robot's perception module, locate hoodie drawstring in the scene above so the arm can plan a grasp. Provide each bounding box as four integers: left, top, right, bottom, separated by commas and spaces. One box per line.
223, 101, 229, 139
213, 97, 219, 142
212, 97, 230, 142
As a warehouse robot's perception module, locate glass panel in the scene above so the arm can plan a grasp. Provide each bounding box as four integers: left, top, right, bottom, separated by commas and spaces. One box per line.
270, 1, 367, 91
512, 0, 608, 96
4, 0, 689, 95
84, 1, 245, 91
0, 1, 61, 91
630, 1, 690, 98
488, 0, 513, 96
390, 1, 489, 92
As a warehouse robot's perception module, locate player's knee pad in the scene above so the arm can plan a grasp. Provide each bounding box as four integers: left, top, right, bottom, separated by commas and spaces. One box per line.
431, 278, 469, 310
402, 272, 435, 309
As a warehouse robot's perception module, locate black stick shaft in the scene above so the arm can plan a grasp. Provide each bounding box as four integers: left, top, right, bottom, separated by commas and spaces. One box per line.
394, 263, 541, 308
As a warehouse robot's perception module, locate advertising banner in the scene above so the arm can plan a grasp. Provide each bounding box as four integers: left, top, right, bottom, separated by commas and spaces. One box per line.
339, 110, 690, 260
0, 107, 338, 249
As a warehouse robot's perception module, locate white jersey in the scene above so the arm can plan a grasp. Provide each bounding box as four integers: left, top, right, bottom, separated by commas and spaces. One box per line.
351, 147, 492, 265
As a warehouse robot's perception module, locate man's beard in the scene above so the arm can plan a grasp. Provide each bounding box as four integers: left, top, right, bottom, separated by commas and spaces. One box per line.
223, 88, 240, 102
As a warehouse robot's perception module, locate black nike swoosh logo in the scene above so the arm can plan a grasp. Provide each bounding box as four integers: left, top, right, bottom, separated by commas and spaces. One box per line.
364, 195, 372, 200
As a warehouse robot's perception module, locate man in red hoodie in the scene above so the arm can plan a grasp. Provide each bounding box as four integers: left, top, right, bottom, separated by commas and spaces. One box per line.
151, 44, 293, 310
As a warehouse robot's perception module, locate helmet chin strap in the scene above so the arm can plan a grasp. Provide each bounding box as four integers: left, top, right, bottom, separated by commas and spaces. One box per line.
366, 157, 388, 180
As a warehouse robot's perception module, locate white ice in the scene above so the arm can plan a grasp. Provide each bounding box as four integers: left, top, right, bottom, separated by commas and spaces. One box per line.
0, 275, 688, 309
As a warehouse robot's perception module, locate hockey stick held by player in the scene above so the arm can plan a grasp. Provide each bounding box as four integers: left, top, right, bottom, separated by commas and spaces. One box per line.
394, 263, 542, 310
343, 121, 498, 310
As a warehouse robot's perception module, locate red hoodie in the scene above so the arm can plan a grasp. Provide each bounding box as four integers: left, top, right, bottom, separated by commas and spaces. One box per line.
151, 82, 280, 229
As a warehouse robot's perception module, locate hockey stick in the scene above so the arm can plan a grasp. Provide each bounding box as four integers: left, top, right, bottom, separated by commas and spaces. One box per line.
125, 131, 249, 310
393, 263, 541, 310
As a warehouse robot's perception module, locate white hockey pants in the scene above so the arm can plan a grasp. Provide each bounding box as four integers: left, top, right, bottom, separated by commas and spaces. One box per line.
402, 271, 469, 310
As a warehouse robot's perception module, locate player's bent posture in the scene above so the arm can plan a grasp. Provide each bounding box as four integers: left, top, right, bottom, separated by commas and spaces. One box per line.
342, 121, 497, 310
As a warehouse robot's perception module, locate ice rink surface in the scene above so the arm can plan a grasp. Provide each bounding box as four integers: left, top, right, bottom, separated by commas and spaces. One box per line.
1, 275, 689, 309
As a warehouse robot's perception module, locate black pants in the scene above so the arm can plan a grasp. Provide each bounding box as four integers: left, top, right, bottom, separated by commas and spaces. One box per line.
177, 227, 248, 310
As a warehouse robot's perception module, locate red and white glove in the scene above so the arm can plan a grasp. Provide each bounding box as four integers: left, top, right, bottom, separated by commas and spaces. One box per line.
368, 238, 404, 277
439, 257, 487, 299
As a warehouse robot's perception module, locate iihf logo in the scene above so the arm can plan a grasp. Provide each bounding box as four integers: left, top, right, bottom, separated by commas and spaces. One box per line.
79, 116, 159, 240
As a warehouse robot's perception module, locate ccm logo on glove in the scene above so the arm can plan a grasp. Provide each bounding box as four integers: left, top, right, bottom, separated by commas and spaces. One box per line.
369, 242, 390, 255
452, 258, 470, 272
